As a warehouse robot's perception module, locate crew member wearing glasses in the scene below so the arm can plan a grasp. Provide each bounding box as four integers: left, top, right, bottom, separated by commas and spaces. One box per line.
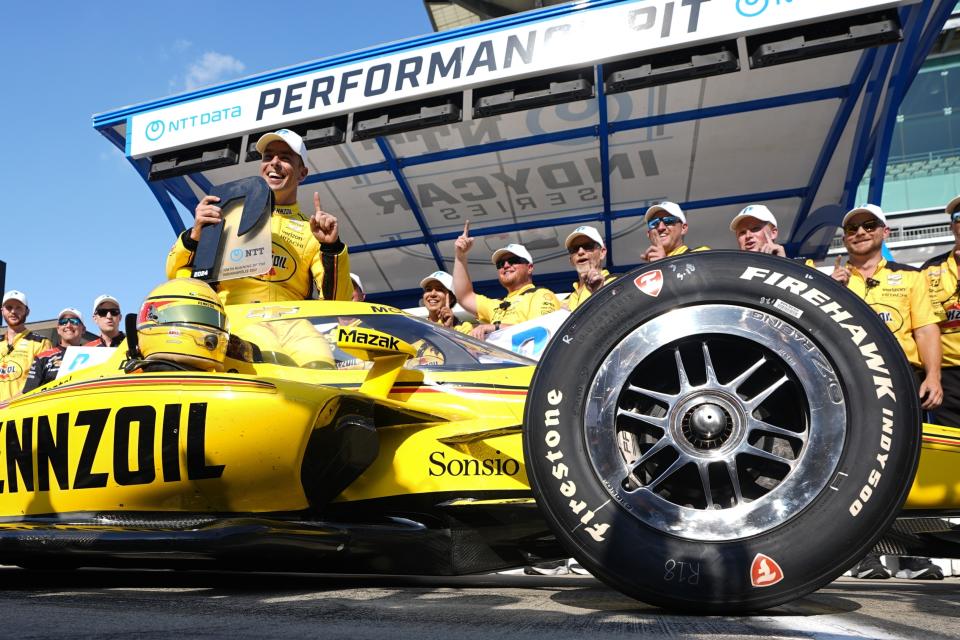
835, 204, 945, 581
838, 206, 945, 581
85, 294, 125, 347
563, 225, 617, 312
453, 220, 560, 341
833, 204, 942, 410
641, 201, 709, 263
922, 195, 960, 429
167, 129, 351, 305
0, 290, 52, 402
21, 308, 87, 394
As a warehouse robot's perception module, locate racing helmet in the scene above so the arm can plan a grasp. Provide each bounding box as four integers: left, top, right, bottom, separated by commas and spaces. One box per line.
137, 278, 228, 371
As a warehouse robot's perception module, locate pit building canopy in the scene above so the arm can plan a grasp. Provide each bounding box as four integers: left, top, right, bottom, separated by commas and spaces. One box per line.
93, 0, 954, 307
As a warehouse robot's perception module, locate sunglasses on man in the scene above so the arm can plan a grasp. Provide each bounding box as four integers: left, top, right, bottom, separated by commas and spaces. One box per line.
58, 317, 82, 326
495, 256, 530, 270
951, 211, 960, 224
647, 215, 682, 230
95, 308, 121, 317
567, 241, 601, 254
842, 220, 884, 235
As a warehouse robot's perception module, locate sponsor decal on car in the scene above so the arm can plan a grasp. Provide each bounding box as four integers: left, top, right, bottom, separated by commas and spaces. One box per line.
428, 450, 520, 477
0, 402, 223, 493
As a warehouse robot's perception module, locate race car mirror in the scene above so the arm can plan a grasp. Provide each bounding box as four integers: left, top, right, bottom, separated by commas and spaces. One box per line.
192, 176, 274, 282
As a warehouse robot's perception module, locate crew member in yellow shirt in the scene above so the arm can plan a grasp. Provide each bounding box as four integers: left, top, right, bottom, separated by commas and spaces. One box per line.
0, 290, 52, 402
453, 221, 560, 341
563, 225, 616, 312
832, 204, 942, 409
642, 201, 709, 262
922, 194, 960, 427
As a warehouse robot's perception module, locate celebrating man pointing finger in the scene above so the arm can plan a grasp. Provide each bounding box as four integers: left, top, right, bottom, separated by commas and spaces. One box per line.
453, 221, 560, 341
166, 128, 352, 304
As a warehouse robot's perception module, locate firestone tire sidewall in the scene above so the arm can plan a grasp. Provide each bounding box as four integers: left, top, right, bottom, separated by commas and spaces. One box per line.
524, 251, 921, 613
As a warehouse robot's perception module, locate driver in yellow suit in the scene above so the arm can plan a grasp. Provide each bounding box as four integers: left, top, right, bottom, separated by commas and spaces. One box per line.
167, 130, 350, 367
166, 129, 351, 305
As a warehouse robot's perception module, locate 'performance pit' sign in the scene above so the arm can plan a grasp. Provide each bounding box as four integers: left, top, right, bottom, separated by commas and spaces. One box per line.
127, 0, 903, 157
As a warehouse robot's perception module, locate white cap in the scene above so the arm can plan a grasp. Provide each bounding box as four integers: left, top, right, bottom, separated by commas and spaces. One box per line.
255, 129, 308, 160
729, 204, 778, 231
58, 307, 83, 322
491, 243, 534, 265
564, 225, 605, 249
419, 270, 454, 292
2, 290, 27, 307
92, 294, 120, 313
350, 273, 364, 294
842, 203, 887, 228
645, 201, 687, 224
946, 195, 960, 216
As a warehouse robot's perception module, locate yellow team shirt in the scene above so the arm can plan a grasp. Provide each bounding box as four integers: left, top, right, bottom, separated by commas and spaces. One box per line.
475, 283, 560, 325
668, 245, 710, 256
0, 331, 52, 402
923, 250, 960, 367
847, 259, 939, 368
166, 203, 351, 305
566, 269, 617, 312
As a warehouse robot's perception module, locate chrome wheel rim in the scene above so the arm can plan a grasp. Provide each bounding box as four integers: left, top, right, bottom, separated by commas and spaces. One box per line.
585, 304, 846, 541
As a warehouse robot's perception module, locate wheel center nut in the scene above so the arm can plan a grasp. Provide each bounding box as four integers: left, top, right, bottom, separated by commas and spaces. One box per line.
689, 404, 725, 439
681, 402, 733, 449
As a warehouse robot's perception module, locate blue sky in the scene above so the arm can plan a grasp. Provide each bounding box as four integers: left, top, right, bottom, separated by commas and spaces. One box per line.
1, 1, 432, 324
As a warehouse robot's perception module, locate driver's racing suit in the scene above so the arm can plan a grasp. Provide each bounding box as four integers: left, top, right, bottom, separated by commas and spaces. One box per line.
166, 202, 352, 305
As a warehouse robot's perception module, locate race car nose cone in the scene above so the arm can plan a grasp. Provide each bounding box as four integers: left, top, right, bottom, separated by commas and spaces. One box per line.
687, 404, 726, 441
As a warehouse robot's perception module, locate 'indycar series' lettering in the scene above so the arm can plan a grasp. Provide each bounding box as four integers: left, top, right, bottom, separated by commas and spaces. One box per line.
543, 389, 611, 542
0, 403, 223, 493
337, 327, 399, 350
428, 450, 520, 477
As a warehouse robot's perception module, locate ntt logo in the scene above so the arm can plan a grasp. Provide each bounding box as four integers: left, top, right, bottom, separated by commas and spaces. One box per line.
736, 0, 793, 18
145, 120, 166, 141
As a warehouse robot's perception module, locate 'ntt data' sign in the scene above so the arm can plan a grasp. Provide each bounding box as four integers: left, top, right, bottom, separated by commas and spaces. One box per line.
128, 0, 905, 157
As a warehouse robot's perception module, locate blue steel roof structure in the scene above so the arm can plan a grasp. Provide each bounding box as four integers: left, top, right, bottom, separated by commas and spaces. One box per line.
93, 0, 955, 308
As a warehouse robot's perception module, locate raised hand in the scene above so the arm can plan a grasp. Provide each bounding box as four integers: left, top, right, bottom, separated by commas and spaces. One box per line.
585, 268, 604, 292
454, 220, 474, 258
438, 304, 455, 328
761, 227, 786, 257
309, 192, 340, 244
190, 195, 223, 241
643, 227, 666, 262
831, 256, 851, 286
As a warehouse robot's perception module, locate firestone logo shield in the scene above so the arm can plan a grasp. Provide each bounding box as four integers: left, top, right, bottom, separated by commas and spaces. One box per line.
634, 270, 664, 298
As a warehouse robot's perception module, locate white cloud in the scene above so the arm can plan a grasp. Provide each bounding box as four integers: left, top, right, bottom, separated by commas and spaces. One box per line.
172, 39, 192, 53
182, 51, 245, 91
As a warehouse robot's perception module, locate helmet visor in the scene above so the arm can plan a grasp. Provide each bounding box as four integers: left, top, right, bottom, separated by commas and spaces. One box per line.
152, 303, 227, 330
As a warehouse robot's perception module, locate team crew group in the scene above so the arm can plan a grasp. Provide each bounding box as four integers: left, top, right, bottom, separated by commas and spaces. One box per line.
3, 129, 960, 439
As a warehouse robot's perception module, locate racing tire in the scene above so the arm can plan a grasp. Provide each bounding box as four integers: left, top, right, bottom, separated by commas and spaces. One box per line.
524, 251, 921, 613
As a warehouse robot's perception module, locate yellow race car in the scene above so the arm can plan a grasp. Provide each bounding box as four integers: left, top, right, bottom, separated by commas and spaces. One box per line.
1, 252, 957, 613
